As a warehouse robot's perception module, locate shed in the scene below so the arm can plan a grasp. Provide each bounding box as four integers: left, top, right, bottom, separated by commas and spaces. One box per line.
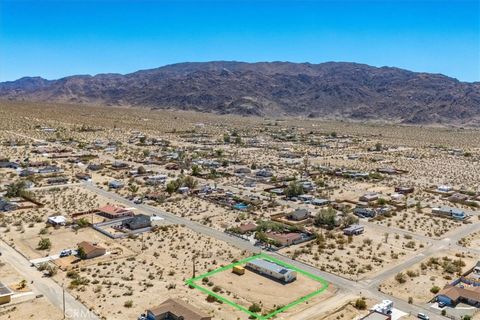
0, 283, 13, 305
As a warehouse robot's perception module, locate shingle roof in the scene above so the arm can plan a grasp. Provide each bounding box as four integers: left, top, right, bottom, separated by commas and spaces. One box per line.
148, 298, 210, 320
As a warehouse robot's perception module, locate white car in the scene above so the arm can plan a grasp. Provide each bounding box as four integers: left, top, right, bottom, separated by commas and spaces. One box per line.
417, 313, 429, 320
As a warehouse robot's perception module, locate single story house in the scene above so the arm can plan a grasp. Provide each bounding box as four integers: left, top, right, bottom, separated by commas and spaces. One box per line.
108, 180, 124, 189
246, 258, 297, 283
432, 206, 466, 220
436, 285, 480, 307
354, 207, 376, 218
287, 208, 311, 221
78, 241, 106, 259
394, 186, 414, 194
266, 232, 303, 246
146, 298, 211, 320
237, 222, 257, 234
48, 215, 67, 226
343, 224, 364, 236
0, 198, 18, 212
96, 205, 134, 219
123, 214, 151, 230
360, 193, 379, 203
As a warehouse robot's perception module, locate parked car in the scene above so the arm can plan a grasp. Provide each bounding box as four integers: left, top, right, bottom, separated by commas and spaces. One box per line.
59, 249, 72, 258
417, 313, 429, 320
438, 301, 446, 308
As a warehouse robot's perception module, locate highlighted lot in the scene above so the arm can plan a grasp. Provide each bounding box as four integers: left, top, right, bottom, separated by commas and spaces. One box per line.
185, 253, 329, 319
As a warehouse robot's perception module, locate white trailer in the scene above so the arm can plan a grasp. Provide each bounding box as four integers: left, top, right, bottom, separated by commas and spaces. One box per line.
246, 259, 297, 283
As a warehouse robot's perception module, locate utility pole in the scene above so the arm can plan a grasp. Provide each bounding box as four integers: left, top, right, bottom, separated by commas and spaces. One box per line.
192, 255, 196, 278
62, 283, 66, 319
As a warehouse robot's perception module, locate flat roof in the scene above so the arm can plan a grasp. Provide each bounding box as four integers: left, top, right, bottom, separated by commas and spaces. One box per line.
247, 259, 294, 275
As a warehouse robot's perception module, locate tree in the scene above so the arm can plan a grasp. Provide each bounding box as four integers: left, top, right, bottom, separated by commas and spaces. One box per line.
137, 166, 147, 174
128, 184, 139, 196
191, 164, 202, 177
37, 238, 52, 250
375, 142, 382, 151
341, 214, 358, 228
223, 134, 230, 143
77, 246, 87, 259
183, 176, 198, 189
166, 180, 180, 195
395, 272, 406, 284
354, 298, 367, 310
314, 208, 337, 229
284, 181, 304, 198
139, 136, 146, 144
6, 181, 26, 198
430, 286, 440, 294
248, 303, 261, 313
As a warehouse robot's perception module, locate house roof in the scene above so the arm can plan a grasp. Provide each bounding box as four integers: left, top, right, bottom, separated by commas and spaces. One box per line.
78, 241, 105, 255
148, 298, 210, 320
97, 205, 131, 216
238, 222, 257, 233
437, 285, 480, 302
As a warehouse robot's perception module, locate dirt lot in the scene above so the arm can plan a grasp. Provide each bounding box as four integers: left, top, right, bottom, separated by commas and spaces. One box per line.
206, 266, 327, 313
379, 250, 477, 304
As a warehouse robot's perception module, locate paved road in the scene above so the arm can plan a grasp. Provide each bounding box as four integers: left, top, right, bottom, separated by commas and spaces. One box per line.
81, 181, 451, 320
0, 240, 99, 320
9, 130, 476, 319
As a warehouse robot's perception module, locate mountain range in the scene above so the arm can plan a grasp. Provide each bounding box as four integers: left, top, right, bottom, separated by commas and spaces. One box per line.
1, 61, 479, 125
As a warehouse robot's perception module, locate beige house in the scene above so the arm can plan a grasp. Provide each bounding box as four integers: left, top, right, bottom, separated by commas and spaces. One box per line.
78, 241, 106, 259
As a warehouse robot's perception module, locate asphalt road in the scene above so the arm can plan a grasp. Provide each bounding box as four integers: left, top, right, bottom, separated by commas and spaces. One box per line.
82, 181, 461, 320
0, 240, 99, 320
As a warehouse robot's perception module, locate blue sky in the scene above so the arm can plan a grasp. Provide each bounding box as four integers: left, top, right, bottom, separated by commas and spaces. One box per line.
0, 0, 479, 82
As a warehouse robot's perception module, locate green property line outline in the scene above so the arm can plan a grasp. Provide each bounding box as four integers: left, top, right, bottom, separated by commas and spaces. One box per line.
185, 253, 329, 320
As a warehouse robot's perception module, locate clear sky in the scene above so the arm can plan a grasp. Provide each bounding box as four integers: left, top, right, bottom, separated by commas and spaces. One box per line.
0, 0, 479, 82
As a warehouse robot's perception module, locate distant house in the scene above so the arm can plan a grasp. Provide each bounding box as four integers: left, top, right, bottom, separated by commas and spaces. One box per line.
354, 207, 376, 218
0, 282, 13, 305
47, 177, 69, 185
437, 185, 453, 193
38, 165, 62, 174
47, 215, 67, 226
146, 298, 211, 320
0, 198, 18, 212
78, 241, 106, 259
343, 224, 364, 236
123, 214, 151, 230
111, 161, 129, 169
394, 186, 414, 194
286, 208, 311, 221
145, 175, 167, 186
87, 163, 103, 171
234, 167, 251, 175
266, 232, 303, 246
448, 193, 469, 203
312, 198, 330, 206
96, 205, 134, 219
75, 172, 91, 181
0, 161, 19, 169
108, 180, 124, 189
237, 222, 257, 234
359, 193, 378, 202
256, 169, 273, 177
432, 206, 466, 220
